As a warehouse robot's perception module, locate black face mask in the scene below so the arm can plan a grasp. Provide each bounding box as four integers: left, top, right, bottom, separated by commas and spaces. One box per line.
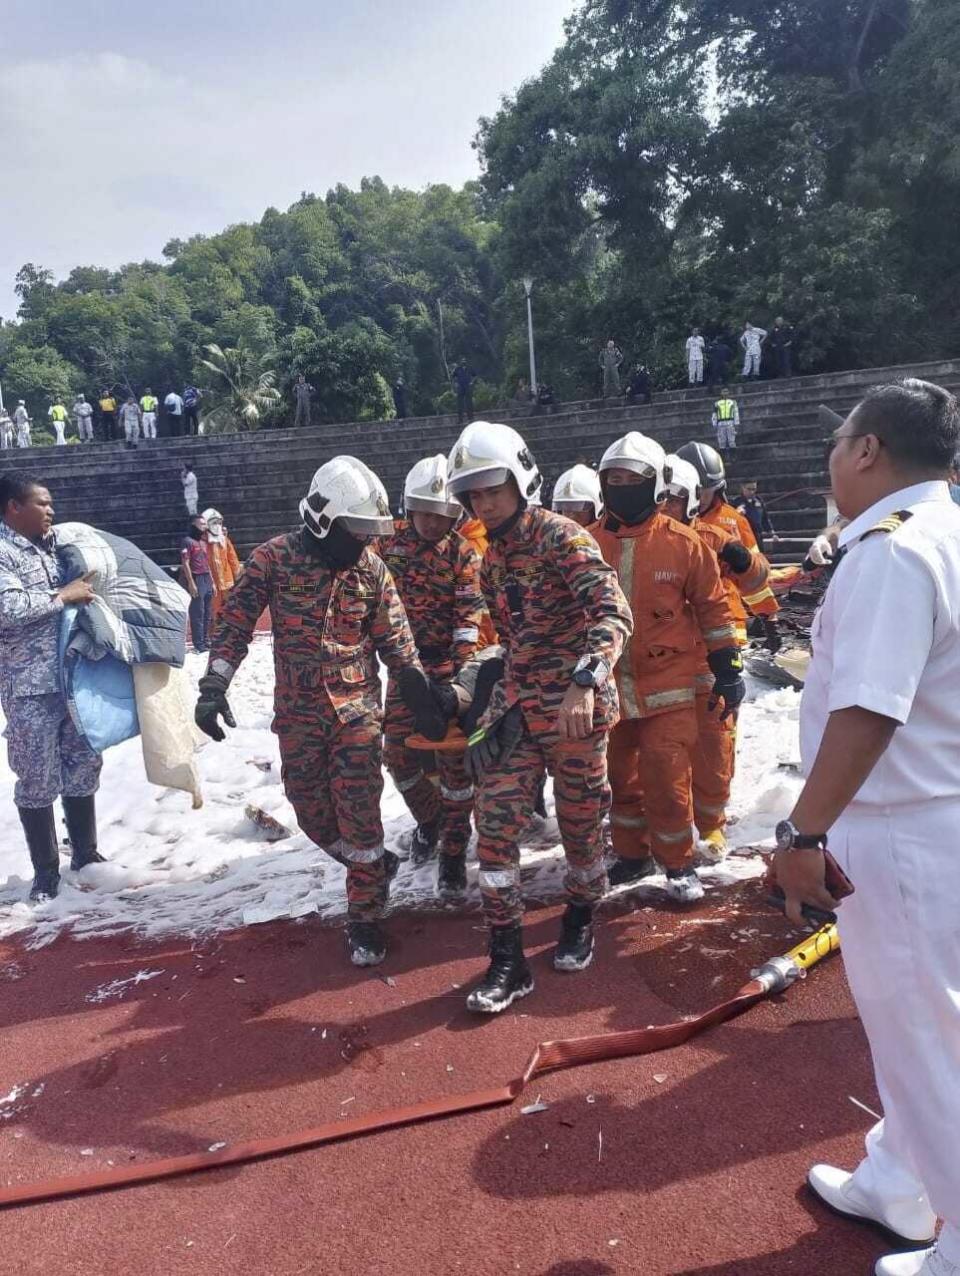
603, 479, 658, 527
302, 521, 366, 570
187, 525, 204, 540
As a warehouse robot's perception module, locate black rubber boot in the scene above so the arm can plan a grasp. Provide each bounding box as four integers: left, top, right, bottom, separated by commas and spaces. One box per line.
18, 806, 61, 901
466, 925, 534, 1014
63, 795, 105, 871
607, 855, 657, 888
346, 920, 387, 967
398, 667, 459, 741
383, 849, 400, 886
410, 821, 439, 867
437, 853, 467, 900
553, 902, 595, 972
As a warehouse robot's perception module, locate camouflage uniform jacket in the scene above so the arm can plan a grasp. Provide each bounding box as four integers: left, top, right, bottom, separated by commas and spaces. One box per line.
480, 507, 633, 737
0, 522, 63, 699
380, 523, 484, 675
209, 531, 419, 725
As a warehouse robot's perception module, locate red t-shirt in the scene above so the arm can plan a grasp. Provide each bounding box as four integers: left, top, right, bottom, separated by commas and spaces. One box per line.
180, 536, 211, 576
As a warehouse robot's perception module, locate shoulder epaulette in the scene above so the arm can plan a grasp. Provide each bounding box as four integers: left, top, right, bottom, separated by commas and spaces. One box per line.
861, 509, 913, 540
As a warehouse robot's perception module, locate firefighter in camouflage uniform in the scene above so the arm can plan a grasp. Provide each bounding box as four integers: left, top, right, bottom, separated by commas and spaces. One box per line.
445, 420, 634, 1014
195, 457, 421, 968
380, 455, 485, 898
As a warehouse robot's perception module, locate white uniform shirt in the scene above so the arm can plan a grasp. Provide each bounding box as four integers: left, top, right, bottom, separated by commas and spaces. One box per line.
800, 481, 960, 806
741, 326, 766, 354
686, 335, 705, 360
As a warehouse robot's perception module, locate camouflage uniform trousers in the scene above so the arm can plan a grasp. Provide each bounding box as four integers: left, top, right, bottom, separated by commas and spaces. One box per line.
475, 723, 609, 927
3, 691, 102, 809
691, 691, 737, 837
607, 708, 698, 871
383, 691, 473, 858
275, 711, 388, 919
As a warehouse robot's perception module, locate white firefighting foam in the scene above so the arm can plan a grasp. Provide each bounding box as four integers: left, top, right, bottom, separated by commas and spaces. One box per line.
0, 638, 803, 948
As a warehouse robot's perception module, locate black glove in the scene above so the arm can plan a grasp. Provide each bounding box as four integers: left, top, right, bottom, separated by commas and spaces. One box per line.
718, 539, 753, 574
707, 646, 746, 721
465, 704, 524, 782
762, 618, 782, 654
195, 672, 236, 742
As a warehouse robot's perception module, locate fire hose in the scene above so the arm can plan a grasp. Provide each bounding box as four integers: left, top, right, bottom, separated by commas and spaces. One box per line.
0, 923, 838, 1210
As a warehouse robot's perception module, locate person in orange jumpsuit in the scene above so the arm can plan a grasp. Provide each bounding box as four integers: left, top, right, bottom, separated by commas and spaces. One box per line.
380, 455, 485, 898
551, 464, 603, 528
591, 433, 743, 903
675, 441, 781, 651
662, 456, 772, 858
201, 508, 242, 620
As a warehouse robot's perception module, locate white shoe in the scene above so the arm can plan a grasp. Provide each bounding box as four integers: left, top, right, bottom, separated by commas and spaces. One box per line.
807, 1164, 936, 1246
876, 1248, 958, 1276
663, 868, 705, 904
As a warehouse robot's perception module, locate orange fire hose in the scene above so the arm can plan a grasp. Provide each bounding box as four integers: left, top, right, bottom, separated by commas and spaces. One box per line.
0, 924, 838, 1210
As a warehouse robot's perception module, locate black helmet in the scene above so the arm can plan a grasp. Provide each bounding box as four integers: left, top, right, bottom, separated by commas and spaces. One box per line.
675, 441, 726, 492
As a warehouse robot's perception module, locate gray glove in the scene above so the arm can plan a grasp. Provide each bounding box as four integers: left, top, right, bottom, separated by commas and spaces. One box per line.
465, 704, 524, 782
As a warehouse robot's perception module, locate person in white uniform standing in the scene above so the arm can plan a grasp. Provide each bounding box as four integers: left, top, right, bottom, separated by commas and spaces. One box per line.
685, 327, 705, 385
772, 378, 960, 1276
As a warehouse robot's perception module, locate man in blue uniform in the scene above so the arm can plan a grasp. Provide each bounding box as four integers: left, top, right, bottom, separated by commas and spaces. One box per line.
0, 473, 103, 901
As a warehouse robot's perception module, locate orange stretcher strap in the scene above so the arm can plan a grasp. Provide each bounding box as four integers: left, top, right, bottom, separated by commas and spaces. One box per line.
405, 725, 468, 753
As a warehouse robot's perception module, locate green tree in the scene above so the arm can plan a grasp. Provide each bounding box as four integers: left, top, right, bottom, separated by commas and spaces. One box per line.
198, 342, 281, 433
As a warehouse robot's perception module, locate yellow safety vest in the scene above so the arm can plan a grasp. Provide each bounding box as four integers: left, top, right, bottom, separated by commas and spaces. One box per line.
50, 405, 68, 423
100, 397, 116, 413
140, 396, 158, 412
715, 399, 737, 421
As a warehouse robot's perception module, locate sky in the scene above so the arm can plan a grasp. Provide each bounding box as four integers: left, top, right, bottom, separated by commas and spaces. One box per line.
0, 0, 575, 320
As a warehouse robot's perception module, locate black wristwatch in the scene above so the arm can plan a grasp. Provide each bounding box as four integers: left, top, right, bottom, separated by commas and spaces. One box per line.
775, 819, 828, 852
572, 656, 607, 689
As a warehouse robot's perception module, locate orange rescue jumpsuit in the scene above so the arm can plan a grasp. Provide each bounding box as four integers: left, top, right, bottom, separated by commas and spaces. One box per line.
592, 513, 737, 870
698, 499, 778, 640
207, 535, 242, 620
691, 517, 771, 836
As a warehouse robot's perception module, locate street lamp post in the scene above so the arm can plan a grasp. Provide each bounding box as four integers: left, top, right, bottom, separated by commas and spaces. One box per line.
522, 276, 538, 398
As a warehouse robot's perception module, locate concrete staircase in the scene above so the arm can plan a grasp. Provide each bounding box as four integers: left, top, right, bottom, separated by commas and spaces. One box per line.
7, 358, 959, 570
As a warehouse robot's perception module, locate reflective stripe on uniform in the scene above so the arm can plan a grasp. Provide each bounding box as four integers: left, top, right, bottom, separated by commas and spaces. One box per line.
440, 783, 474, 802
702, 624, 737, 643
395, 772, 424, 794
616, 539, 643, 718
742, 586, 776, 608
479, 867, 519, 889
656, 825, 694, 844
611, 812, 649, 828
643, 687, 695, 711
335, 841, 385, 864
453, 627, 479, 643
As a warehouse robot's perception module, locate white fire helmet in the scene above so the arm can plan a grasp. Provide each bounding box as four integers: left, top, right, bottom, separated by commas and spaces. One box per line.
551, 464, 603, 520
446, 421, 541, 505
299, 456, 394, 540
663, 455, 701, 521
201, 507, 226, 544
598, 431, 668, 501
403, 454, 461, 519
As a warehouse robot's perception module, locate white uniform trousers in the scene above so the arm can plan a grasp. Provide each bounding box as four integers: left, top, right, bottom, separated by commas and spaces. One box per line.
831, 798, 960, 1263
742, 349, 761, 377
142, 412, 157, 439
688, 356, 703, 384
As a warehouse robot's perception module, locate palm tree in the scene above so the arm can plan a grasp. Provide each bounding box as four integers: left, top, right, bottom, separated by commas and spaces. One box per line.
198, 342, 281, 432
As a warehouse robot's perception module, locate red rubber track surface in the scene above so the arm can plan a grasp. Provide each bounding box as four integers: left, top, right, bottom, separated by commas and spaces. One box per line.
0, 881, 891, 1275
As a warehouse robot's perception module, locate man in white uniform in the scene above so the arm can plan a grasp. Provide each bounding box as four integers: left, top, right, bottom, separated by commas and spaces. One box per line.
73, 395, 94, 443
685, 328, 705, 385
740, 322, 766, 378
14, 401, 31, 448
773, 378, 960, 1276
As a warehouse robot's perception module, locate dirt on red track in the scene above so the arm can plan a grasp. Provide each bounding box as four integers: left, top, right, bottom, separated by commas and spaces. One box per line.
0, 879, 891, 1275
